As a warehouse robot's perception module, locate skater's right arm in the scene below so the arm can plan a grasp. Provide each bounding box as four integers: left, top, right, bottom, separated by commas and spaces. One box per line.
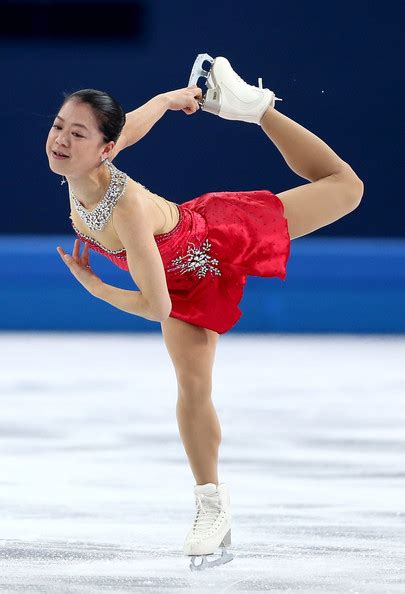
119, 87, 202, 149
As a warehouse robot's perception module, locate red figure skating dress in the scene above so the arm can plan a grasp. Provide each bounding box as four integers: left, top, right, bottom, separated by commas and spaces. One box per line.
71, 188, 290, 335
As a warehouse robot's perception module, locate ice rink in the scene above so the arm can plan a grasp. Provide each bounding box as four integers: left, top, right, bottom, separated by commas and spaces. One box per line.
1, 332, 404, 593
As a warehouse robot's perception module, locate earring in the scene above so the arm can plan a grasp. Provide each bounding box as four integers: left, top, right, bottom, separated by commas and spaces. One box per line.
60, 176, 67, 185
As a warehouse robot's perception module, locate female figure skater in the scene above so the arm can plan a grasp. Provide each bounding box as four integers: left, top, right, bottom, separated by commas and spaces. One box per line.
47, 55, 363, 570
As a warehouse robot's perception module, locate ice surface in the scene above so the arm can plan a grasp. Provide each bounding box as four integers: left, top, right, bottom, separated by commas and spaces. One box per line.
0, 332, 404, 593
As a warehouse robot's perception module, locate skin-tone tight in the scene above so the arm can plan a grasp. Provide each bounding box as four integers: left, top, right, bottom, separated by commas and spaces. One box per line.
161, 105, 364, 486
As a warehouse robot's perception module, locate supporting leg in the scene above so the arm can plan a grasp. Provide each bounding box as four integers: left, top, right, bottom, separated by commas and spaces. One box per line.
161, 317, 221, 485
176, 385, 221, 486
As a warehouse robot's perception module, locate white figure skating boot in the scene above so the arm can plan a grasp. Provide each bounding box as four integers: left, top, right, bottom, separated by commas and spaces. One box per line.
183, 482, 233, 571
187, 53, 283, 125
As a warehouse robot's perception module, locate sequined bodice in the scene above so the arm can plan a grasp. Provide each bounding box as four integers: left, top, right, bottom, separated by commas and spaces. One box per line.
71, 203, 183, 253
70, 203, 187, 270
70, 198, 222, 282
71, 159, 128, 232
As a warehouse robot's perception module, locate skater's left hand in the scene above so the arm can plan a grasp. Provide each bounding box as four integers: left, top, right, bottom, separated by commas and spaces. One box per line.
162, 86, 203, 115
57, 240, 104, 296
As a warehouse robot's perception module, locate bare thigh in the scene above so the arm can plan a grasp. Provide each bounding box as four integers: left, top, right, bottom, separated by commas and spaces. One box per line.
276, 167, 363, 240
160, 317, 219, 387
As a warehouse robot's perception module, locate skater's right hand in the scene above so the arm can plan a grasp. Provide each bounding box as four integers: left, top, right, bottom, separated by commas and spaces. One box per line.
161, 86, 203, 115
57, 240, 104, 297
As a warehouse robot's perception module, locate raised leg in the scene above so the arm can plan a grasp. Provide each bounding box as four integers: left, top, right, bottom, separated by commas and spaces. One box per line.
160, 316, 221, 486
260, 107, 364, 240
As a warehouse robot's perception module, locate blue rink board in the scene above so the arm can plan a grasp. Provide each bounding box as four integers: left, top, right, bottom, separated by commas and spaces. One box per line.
1, 235, 404, 333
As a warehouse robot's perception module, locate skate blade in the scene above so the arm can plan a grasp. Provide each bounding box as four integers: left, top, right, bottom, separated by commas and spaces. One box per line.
187, 53, 214, 88
189, 547, 234, 571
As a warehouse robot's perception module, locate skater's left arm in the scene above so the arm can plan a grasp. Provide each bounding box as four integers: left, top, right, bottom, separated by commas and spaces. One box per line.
120, 95, 170, 149
106, 96, 170, 162
119, 87, 202, 149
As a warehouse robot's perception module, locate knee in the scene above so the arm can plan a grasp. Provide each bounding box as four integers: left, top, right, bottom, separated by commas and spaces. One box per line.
349, 175, 364, 209
338, 163, 364, 210
177, 371, 212, 404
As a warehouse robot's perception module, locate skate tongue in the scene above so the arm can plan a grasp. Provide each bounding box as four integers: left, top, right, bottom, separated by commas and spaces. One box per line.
194, 483, 218, 495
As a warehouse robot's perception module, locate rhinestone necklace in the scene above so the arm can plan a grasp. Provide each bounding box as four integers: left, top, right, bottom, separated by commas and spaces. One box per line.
71, 159, 128, 232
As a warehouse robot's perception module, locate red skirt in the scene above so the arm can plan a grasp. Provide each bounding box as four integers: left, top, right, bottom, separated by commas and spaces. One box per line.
155, 190, 291, 334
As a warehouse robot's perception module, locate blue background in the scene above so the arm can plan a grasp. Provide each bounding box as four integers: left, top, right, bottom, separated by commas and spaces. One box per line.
1, 0, 404, 332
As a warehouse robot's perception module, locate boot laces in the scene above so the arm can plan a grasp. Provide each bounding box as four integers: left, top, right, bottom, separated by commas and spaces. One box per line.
232, 69, 259, 90
192, 493, 222, 536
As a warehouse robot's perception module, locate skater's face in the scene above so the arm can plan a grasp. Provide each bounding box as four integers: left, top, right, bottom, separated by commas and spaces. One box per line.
46, 99, 114, 177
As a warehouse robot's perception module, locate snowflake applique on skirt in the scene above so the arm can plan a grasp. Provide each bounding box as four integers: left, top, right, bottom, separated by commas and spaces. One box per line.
167, 238, 222, 279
